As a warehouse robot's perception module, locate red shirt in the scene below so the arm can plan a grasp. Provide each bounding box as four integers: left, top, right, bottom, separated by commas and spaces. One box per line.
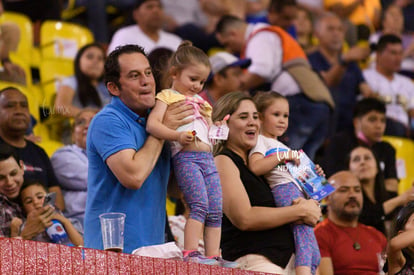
315, 218, 387, 275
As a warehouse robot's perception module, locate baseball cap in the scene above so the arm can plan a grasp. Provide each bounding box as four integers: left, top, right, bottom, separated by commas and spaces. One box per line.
209, 52, 251, 75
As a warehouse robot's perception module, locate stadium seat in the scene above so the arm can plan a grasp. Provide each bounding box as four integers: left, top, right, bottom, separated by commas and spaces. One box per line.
40, 20, 94, 60
0, 12, 39, 66
38, 58, 74, 108
382, 136, 414, 194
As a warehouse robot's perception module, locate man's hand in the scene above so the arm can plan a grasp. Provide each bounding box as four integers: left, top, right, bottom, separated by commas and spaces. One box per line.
163, 100, 194, 130
341, 46, 370, 63
20, 206, 55, 240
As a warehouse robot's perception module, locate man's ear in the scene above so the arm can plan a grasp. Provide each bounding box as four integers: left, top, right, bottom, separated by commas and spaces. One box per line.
18, 160, 24, 171
107, 82, 121, 97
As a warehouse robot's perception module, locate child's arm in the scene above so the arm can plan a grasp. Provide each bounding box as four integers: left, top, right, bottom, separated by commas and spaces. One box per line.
147, 100, 193, 145
387, 229, 414, 274
51, 212, 83, 247
248, 150, 300, 176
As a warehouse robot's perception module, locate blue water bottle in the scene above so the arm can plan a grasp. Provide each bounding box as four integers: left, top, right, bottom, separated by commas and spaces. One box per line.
46, 219, 72, 245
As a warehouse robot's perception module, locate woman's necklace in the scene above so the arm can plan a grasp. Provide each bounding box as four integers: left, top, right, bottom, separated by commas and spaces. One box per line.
336, 224, 361, 251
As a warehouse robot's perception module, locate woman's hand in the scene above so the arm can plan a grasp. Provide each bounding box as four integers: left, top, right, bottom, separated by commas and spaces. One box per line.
292, 197, 321, 226
163, 100, 194, 130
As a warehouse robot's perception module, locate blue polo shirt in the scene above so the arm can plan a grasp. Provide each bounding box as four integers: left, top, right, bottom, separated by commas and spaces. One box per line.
84, 96, 170, 253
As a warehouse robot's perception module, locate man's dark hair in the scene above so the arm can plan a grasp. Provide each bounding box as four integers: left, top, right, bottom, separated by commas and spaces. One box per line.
215, 15, 244, 34
376, 34, 402, 53
0, 143, 20, 164
353, 98, 386, 119
268, 0, 297, 12
104, 44, 147, 90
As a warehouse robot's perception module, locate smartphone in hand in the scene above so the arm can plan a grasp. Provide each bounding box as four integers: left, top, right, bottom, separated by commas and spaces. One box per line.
43, 192, 57, 207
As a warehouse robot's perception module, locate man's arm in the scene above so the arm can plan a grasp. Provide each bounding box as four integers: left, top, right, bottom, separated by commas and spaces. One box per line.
105, 102, 193, 190
240, 71, 266, 91
106, 137, 164, 190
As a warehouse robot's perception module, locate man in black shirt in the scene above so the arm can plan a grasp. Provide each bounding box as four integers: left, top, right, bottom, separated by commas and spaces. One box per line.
322, 98, 398, 196
0, 86, 64, 210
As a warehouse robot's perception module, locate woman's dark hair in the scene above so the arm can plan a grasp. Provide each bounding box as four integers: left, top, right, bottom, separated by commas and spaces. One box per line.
212, 91, 255, 155
346, 145, 389, 204
147, 47, 174, 94
392, 202, 414, 261
74, 43, 105, 107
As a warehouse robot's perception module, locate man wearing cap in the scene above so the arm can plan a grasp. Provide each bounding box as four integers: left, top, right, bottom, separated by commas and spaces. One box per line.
107, 0, 182, 54
199, 52, 251, 106
215, 15, 334, 160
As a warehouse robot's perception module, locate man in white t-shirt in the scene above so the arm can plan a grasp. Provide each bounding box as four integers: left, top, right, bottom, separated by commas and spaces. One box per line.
363, 34, 414, 138
107, 0, 182, 55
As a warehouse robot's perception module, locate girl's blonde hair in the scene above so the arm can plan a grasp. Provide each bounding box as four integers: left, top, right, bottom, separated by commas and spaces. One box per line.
253, 91, 287, 114
212, 91, 255, 155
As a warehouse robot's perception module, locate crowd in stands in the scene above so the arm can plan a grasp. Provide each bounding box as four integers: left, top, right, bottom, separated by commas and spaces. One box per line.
3, 0, 414, 274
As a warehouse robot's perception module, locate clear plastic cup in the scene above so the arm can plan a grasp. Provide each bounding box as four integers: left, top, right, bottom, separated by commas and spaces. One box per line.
99, 212, 125, 252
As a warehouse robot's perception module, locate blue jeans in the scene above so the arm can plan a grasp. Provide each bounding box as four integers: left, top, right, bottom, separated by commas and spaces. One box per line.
283, 93, 331, 160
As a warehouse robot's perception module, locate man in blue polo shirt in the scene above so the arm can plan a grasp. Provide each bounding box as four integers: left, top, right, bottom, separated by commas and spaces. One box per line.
84, 44, 191, 253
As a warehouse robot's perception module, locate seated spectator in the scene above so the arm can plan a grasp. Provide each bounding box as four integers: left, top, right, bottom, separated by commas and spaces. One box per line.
173, 0, 243, 52
213, 91, 321, 273
215, 15, 334, 160
0, 87, 65, 210
293, 6, 318, 53
107, 0, 181, 54
322, 97, 399, 195
71, 0, 136, 44
324, 0, 381, 41
348, 145, 414, 236
11, 181, 83, 246
267, 0, 298, 36
369, 4, 414, 64
199, 51, 251, 106
363, 34, 414, 138
0, 143, 55, 240
315, 171, 387, 275
55, 43, 110, 119
309, 12, 373, 135
51, 109, 97, 226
